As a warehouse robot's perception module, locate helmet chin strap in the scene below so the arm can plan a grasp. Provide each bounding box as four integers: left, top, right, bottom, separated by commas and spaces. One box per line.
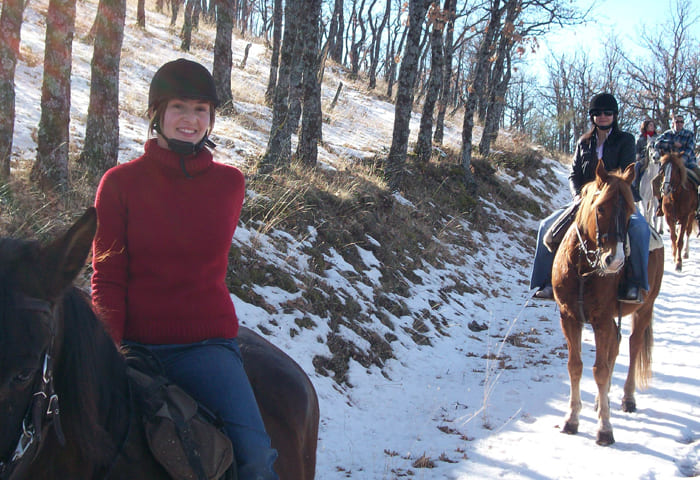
593, 121, 613, 131
153, 122, 216, 177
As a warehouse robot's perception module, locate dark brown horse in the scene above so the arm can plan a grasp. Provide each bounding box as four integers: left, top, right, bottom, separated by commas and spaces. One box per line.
660, 152, 698, 271
552, 160, 664, 446
0, 208, 319, 479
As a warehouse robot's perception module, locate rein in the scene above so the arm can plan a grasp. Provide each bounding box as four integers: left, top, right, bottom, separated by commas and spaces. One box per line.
572, 195, 627, 340
0, 294, 65, 480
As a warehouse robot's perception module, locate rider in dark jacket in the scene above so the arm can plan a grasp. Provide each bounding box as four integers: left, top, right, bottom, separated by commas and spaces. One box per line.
531, 93, 650, 303
569, 123, 636, 197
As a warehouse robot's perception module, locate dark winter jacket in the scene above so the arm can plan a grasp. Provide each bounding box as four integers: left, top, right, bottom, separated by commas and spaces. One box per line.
568, 128, 635, 197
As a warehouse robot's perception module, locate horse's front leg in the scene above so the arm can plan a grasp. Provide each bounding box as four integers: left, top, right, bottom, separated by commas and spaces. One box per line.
591, 321, 619, 446
667, 217, 679, 268
560, 313, 583, 435
676, 223, 686, 270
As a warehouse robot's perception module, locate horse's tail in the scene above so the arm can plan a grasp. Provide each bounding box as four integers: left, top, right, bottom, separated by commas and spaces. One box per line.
635, 319, 654, 389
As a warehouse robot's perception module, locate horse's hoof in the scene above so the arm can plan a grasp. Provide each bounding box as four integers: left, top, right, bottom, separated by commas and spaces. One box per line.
675, 264, 682, 272
596, 431, 615, 446
562, 422, 578, 435
621, 400, 636, 413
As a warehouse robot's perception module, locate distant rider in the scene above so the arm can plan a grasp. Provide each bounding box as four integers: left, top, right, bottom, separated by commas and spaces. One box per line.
652, 114, 700, 220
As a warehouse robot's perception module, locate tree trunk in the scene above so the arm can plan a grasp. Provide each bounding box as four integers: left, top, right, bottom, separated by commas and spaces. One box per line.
367, 0, 390, 90
78, 0, 126, 177
264, 0, 282, 104
460, 0, 502, 191
258, 0, 299, 172
385, 0, 430, 191
479, 0, 519, 156
170, 0, 181, 26
0, 0, 29, 179
287, 24, 303, 134
386, 22, 407, 99
433, 0, 454, 144
295, 0, 322, 166
32, 0, 76, 192
180, 0, 195, 50
414, 2, 444, 164
349, 0, 367, 78
328, 0, 344, 63
213, 0, 234, 107
137, 0, 145, 28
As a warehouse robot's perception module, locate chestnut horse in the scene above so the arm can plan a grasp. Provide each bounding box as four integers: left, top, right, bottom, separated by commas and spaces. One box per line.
0, 208, 319, 480
660, 152, 698, 271
552, 160, 664, 446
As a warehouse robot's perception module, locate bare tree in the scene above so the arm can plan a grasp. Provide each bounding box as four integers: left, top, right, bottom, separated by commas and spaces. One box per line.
385, 0, 430, 191
213, 0, 235, 108
432, 0, 455, 145
367, 0, 391, 89
258, 0, 300, 172
327, 0, 344, 63
414, 1, 445, 163
78, 0, 126, 176
264, 0, 283, 104
460, 0, 503, 191
0, 0, 29, 179
296, 0, 323, 166
32, 0, 77, 191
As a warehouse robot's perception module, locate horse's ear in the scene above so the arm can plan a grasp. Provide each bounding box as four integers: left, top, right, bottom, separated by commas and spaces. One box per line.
41, 208, 98, 296
595, 158, 608, 186
621, 163, 635, 184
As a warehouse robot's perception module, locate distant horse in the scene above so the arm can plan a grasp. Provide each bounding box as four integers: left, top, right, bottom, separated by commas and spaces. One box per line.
638, 149, 663, 234
552, 160, 664, 446
0, 208, 319, 480
660, 152, 698, 272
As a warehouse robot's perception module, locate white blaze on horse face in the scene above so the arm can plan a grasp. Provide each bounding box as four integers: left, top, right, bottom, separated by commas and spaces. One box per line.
662, 162, 673, 195
602, 241, 625, 274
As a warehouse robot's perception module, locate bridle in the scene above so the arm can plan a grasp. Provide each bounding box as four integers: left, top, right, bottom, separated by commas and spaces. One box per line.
0, 293, 65, 480
574, 192, 628, 276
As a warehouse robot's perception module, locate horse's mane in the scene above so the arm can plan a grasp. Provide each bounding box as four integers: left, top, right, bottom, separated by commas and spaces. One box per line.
662, 153, 687, 186
576, 169, 636, 229
57, 287, 128, 465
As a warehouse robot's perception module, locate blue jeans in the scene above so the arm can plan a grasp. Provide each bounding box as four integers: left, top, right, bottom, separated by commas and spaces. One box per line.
129, 338, 279, 480
530, 205, 650, 291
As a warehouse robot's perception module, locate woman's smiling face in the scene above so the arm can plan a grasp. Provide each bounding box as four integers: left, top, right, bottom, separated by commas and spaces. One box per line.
157, 98, 212, 149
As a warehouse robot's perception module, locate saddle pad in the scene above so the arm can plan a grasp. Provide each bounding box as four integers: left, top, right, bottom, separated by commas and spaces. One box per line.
688, 169, 700, 188
648, 228, 663, 251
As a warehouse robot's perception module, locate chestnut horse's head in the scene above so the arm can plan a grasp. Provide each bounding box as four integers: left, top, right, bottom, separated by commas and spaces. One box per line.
575, 159, 636, 275
661, 152, 687, 195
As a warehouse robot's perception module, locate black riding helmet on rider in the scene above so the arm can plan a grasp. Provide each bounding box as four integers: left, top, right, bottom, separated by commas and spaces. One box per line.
589, 93, 619, 131
148, 58, 219, 156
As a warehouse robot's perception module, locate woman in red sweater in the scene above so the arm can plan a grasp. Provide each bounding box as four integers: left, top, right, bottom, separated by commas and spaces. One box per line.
92, 58, 278, 479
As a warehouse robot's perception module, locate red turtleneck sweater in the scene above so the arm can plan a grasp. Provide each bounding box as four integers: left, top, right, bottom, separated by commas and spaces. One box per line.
92, 139, 245, 344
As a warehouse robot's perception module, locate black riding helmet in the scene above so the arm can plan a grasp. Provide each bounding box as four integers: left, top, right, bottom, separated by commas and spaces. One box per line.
588, 93, 618, 116
148, 59, 218, 161
149, 58, 219, 109
588, 93, 619, 131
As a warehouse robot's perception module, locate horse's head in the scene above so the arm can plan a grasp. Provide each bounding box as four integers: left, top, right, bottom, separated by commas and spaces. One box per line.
575, 159, 636, 275
0, 208, 96, 472
661, 152, 687, 195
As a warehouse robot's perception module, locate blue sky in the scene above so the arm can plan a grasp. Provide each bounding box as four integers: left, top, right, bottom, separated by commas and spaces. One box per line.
524, 0, 700, 82
544, 0, 700, 57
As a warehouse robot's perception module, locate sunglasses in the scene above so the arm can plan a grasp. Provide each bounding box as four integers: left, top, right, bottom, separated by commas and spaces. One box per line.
592, 110, 615, 117
675, 120, 684, 124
